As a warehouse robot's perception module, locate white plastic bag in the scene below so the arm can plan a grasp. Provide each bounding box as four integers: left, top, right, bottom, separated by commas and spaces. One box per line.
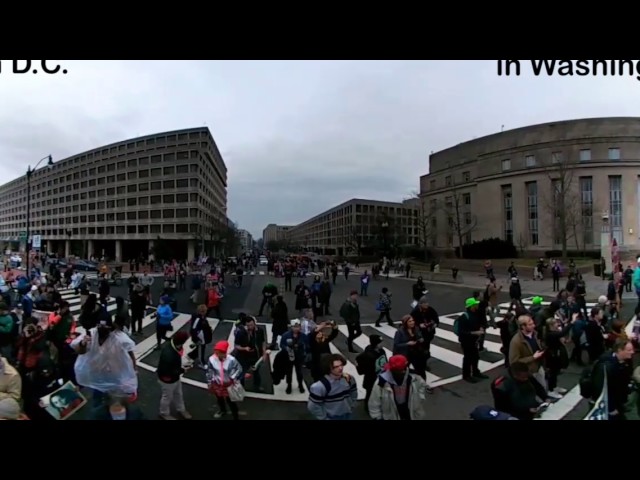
228, 382, 245, 402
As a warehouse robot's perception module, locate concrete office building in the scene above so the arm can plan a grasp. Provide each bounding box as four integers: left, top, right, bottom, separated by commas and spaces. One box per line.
262, 224, 293, 245
419, 117, 640, 255
237, 229, 253, 253
0, 127, 228, 262
286, 198, 418, 256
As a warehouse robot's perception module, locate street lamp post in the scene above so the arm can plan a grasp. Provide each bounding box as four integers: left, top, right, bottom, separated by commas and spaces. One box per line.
381, 221, 389, 258
66, 228, 73, 251
26, 155, 53, 277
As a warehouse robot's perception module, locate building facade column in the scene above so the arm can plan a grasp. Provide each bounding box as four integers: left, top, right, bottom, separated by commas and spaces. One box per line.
115, 240, 122, 263
188, 240, 195, 261
65, 240, 71, 258
87, 240, 94, 259
46, 240, 53, 254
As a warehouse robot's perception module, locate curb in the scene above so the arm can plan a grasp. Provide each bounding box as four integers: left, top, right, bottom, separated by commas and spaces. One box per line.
392, 274, 615, 303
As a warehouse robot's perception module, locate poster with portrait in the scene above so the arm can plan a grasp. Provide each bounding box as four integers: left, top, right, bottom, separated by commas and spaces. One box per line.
39, 381, 87, 420
32, 310, 50, 331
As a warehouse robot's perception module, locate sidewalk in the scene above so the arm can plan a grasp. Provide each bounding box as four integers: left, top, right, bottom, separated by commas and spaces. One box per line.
398, 269, 636, 302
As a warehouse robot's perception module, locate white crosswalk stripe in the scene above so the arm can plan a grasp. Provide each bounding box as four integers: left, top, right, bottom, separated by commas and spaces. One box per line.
135, 305, 526, 401
45, 291, 603, 403
519, 297, 598, 308
38, 288, 119, 323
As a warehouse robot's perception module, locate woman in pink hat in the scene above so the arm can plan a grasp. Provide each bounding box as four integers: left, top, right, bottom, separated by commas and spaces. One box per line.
206, 340, 243, 419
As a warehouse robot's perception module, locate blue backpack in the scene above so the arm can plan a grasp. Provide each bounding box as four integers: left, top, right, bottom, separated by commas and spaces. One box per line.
453, 312, 467, 336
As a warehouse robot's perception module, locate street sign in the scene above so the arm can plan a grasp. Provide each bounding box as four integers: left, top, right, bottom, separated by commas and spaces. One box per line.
19, 231, 27, 240
32, 235, 41, 249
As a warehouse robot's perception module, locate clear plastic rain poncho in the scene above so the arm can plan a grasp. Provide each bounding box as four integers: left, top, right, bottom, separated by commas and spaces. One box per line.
71, 327, 138, 395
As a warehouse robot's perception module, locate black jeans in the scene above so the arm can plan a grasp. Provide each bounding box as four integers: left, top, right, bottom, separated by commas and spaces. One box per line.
131, 310, 144, 333
407, 350, 427, 380
207, 306, 221, 320
156, 324, 171, 346
547, 367, 560, 391
286, 360, 304, 386
460, 337, 480, 378
376, 310, 392, 326
216, 396, 239, 420
346, 321, 362, 351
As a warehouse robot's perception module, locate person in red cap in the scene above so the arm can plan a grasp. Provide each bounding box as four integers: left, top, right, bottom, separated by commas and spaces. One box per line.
206, 340, 243, 419
156, 331, 192, 420
367, 354, 428, 420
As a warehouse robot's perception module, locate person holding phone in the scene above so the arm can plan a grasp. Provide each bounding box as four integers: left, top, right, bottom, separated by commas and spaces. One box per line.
508, 314, 548, 393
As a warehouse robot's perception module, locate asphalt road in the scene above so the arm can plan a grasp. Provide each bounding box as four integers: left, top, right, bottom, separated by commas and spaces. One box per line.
66, 269, 636, 420
87, 269, 508, 420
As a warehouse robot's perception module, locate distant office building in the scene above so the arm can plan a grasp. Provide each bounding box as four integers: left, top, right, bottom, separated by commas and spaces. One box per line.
286, 198, 418, 256
0, 127, 228, 261
419, 117, 640, 255
262, 224, 293, 245
237, 229, 253, 253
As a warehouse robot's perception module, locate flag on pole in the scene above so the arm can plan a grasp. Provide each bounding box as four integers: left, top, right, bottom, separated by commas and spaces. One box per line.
585, 367, 609, 420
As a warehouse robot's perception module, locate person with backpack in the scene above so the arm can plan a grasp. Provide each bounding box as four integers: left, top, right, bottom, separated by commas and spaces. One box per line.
582, 338, 635, 420
368, 354, 428, 420
307, 353, 357, 420
355, 335, 387, 412
157, 331, 193, 420
454, 298, 486, 383
491, 361, 548, 420
189, 304, 213, 367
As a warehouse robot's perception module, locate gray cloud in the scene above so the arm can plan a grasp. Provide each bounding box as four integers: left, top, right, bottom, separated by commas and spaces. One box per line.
2, 60, 640, 237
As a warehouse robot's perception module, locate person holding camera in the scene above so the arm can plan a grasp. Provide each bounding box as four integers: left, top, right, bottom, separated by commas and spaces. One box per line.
308, 320, 339, 382
279, 319, 308, 394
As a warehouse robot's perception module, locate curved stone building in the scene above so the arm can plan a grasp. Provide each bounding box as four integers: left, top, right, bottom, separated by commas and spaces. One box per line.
0, 127, 227, 261
419, 117, 640, 256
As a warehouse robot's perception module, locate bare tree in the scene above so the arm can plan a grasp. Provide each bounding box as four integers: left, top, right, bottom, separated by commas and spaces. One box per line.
516, 232, 529, 256
343, 223, 364, 257
541, 155, 583, 258
440, 187, 477, 259
203, 217, 241, 258
409, 191, 436, 261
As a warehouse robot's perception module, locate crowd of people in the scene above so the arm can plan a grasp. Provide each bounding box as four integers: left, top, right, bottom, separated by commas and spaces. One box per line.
1, 251, 639, 421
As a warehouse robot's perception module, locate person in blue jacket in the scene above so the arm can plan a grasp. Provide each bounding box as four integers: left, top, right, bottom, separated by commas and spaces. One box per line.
154, 295, 174, 350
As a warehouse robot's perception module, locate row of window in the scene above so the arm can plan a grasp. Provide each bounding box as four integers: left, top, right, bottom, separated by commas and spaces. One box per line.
502, 175, 623, 246
3, 223, 201, 239
502, 148, 620, 172
0, 193, 203, 228
429, 147, 625, 191
1, 152, 225, 221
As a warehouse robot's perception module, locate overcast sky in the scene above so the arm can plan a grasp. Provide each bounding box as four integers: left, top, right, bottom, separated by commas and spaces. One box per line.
1, 60, 640, 238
